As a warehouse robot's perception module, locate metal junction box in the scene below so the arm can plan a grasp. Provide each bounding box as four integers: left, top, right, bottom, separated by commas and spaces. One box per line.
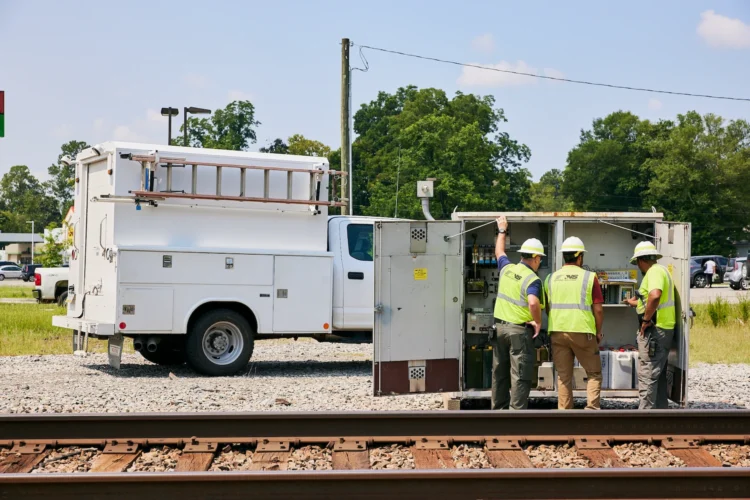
373, 221, 463, 395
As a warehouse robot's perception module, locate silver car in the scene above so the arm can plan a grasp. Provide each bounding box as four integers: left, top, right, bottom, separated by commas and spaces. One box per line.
0, 264, 23, 281
729, 257, 749, 290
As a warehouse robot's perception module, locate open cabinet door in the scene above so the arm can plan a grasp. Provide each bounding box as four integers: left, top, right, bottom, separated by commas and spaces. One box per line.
655, 222, 691, 407
373, 221, 463, 395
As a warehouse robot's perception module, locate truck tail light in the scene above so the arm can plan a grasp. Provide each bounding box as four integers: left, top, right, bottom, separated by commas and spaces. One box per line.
34, 273, 41, 286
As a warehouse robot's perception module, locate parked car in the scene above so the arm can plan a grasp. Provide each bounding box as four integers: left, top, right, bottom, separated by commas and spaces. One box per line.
21, 264, 42, 282
0, 264, 23, 281
691, 255, 728, 286
724, 258, 736, 283
0, 261, 17, 268
690, 258, 707, 288
729, 257, 749, 290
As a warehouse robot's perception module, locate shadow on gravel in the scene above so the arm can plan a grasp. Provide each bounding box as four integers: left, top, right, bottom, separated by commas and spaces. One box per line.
83, 359, 371, 379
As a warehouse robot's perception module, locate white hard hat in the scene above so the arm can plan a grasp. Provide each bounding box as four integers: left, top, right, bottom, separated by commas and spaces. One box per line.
520, 238, 546, 257
561, 236, 586, 254
630, 241, 662, 264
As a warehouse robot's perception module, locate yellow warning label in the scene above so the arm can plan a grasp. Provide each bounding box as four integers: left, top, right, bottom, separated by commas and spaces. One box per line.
629, 270, 637, 280
414, 268, 428, 281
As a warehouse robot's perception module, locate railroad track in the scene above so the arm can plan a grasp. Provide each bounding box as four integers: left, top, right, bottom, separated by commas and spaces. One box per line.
0, 410, 749, 499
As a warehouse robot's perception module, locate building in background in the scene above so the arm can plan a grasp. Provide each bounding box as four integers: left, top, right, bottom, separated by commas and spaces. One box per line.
0, 233, 45, 264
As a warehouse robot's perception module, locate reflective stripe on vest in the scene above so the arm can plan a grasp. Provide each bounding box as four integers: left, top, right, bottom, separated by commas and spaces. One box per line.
656, 265, 675, 310
546, 266, 596, 334
494, 263, 539, 324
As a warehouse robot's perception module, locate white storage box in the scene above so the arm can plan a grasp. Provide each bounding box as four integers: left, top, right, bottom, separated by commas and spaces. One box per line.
610, 351, 636, 389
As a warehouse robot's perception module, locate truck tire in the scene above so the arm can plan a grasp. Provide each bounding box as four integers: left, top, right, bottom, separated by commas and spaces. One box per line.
185, 309, 254, 376
57, 291, 68, 307
139, 337, 186, 366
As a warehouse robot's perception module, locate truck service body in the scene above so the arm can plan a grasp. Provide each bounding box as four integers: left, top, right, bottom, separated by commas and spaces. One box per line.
53, 142, 374, 375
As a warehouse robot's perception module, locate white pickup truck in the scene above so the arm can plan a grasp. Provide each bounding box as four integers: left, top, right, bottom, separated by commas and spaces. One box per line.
33, 267, 70, 306
52, 142, 376, 375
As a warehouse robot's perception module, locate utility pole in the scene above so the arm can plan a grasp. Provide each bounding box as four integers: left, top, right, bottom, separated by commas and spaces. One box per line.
341, 38, 352, 215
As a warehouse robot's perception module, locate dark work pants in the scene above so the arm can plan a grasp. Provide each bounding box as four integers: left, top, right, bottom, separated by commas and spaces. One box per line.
637, 326, 674, 409
491, 323, 534, 410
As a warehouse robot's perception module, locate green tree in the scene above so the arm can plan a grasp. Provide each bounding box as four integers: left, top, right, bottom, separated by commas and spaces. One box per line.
0, 166, 58, 232
259, 138, 289, 154
46, 140, 88, 215
525, 169, 573, 211
287, 134, 332, 157
563, 112, 670, 212
37, 223, 66, 267
644, 112, 750, 255
352, 86, 532, 219
174, 101, 260, 150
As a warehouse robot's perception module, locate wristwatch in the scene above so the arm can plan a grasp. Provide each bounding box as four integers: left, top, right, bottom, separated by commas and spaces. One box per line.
498, 229, 507, 234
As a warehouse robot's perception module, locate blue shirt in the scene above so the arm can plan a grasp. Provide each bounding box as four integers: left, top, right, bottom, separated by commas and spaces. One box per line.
497, 255, 541, 298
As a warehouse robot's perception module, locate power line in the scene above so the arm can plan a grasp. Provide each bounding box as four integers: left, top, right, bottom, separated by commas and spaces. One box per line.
353, 43, 750, 103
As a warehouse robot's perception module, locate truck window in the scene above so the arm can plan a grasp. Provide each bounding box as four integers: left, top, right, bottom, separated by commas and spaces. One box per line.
347, 224, 373, 262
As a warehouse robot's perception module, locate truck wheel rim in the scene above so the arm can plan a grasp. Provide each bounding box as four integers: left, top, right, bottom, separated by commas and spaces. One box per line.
202, 321, 244, 366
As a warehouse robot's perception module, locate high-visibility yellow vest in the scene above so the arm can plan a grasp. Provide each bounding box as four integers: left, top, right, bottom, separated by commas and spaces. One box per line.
545, 266, 596, 334
637, 264, 676, 330
494, 263, 541, 324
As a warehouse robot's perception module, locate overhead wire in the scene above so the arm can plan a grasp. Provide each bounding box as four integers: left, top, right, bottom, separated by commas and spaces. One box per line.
352, 43, 750, 102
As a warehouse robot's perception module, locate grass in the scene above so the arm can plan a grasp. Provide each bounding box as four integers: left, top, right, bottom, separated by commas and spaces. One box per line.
690, 302, 750, 365
0, 287, 34, 299
0, 301, 748, 365
0, 303, 109, 356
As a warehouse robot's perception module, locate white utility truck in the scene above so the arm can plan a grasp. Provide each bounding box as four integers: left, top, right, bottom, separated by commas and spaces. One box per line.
53, 142, 376, 375
373, 188, 691, 407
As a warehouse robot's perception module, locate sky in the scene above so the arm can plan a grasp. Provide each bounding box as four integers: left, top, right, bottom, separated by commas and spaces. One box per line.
0, 0, 749, 183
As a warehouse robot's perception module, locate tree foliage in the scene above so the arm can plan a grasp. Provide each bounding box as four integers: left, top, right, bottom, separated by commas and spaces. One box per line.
644, 112, 750, 255
37, 223, 66, 267
525, 169, 572, 211
46, 140, 88, 216
563, 111, 668, 212
259, 138, 289, 154
563, 110, 750, 255
0, 166, 58, 232
287, 134, 331, 157
174, 101, 260, 151
352, 86, 531, 219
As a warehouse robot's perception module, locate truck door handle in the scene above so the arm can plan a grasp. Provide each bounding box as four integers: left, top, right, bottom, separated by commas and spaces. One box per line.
348, 272, 365, 280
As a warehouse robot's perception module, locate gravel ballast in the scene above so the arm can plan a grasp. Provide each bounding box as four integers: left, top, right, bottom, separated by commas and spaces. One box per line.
0, 339, 747, 413
613, 443, 685, 468
525, 444, 591, 469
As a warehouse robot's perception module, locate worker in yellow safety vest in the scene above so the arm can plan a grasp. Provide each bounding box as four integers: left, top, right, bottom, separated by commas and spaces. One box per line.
623, 241, 676, 409
492, 216, 544, 410
544, 236, 605, 410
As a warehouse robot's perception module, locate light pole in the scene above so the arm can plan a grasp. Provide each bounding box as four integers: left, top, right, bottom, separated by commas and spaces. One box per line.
26, 220, 34, 264
183, 107, 211, 147
161, 107, 179, 145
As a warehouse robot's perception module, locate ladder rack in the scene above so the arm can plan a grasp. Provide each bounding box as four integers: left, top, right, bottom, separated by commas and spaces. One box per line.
123, 154, 348, 210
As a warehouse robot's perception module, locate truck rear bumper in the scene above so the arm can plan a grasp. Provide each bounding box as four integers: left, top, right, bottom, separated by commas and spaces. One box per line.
52, 316, 115, 336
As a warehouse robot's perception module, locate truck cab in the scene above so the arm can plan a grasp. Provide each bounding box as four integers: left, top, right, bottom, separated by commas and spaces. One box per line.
329, 216, 376, 332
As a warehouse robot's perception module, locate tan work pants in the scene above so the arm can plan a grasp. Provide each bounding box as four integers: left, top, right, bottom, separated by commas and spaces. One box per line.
551, 331, 602, 410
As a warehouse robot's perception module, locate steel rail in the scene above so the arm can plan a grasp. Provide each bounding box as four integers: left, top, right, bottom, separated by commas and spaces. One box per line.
0, 469, 749, 500
0, 410, 749, 441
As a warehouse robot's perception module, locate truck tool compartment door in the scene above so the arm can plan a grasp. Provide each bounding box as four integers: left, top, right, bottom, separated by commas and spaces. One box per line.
655, 222, 690, 406
373, 221, 462, 395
